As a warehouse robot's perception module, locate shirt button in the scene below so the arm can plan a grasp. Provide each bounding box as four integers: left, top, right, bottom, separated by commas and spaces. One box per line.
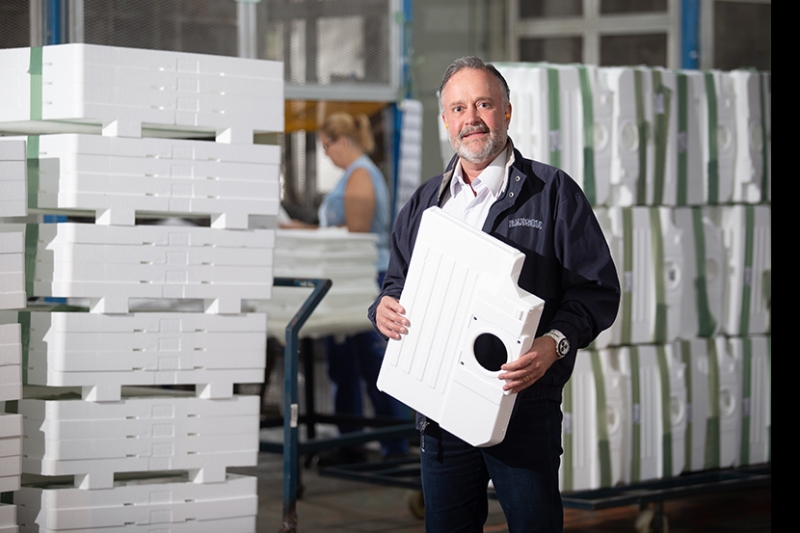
515, 176, 521, 181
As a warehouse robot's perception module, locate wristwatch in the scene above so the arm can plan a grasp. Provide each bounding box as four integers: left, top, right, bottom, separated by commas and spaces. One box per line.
544, 329, 570, 359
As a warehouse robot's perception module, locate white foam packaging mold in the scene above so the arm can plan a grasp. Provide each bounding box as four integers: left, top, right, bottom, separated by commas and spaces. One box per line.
0, 139, 27, 218
0, 322, 22, 402
19, 388, 260, 489
0, 44, 283, 142
729, 335, 771, 466
15, 472, 257, 532
377, 207, 545, 447
730, 70, 769, 204
0, 229, 26, 311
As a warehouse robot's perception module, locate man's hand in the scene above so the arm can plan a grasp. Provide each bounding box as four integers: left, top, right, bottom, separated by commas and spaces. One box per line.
498, 335, 559, 393
376, 296, 409, 340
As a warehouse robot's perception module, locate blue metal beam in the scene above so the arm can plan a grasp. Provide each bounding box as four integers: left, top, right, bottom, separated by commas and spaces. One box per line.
681, 0, 700, 69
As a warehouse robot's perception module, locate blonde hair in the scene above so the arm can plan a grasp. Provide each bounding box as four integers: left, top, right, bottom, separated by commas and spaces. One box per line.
319, 112, 375, 154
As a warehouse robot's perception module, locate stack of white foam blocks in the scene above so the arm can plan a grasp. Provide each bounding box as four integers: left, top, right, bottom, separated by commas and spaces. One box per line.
481, 64, 770, 492
0, 43, 283, 532
247, 227, 380, 338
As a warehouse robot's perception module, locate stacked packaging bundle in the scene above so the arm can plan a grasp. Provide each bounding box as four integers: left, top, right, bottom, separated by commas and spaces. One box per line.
248, 227, 380, 338
0, 43, 282, 532
448, 63, 770, 492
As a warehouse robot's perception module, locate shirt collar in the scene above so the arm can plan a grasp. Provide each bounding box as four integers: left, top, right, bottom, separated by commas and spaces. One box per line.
451, 147, 509, 199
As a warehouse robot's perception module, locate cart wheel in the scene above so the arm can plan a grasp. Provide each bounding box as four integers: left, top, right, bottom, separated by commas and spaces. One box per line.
406, 490, 424, 520
634, 507, 669, 533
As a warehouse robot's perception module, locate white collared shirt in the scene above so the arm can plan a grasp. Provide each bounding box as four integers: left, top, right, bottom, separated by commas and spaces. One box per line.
441, 148, 509, 230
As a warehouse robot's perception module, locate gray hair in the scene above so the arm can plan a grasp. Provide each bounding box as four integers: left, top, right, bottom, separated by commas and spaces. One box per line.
437, 56, 511, 111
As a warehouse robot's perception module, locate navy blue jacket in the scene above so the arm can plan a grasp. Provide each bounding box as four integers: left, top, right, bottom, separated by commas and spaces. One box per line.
368, 145, 620, 402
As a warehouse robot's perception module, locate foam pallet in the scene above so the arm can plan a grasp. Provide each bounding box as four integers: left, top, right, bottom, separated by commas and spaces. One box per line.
0, 44, 283, 142
16, 472, 256, 532
15, 133, 281, 228
620, 345, 687, 483
730, 335, 771, 466
378, 207, 545, 447
0, 311, 266, 401
560, 349, 627, 492
674, 337, 741, 472
671, 207, 725, 338
0, 230, 26, 310
20, 389, 259, 489
595, 207, 684, 346
712, 204, 771, 336
730, 71, 768, 203
0, 139, 27, 218
28, 222, 274, 314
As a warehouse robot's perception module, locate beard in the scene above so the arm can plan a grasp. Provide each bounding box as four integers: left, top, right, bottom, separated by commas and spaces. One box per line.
450, 123, 507, 164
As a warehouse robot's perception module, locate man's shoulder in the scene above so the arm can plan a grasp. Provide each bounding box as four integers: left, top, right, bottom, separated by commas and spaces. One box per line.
512, 149, 582, 194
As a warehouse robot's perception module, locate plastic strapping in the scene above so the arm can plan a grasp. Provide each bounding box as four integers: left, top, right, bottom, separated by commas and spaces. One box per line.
621, 208, 634, 345
18, 311, 31, 386
759, 73, 769, 203
649, 208, 667, 343
651, 70, 672, 206
27, 47, 43, 210
634, 70, 648, 206
680, 340, 693, 471
705, 338, 721, 470
629, 346, 641, 483
656, 345, 673, 477
704, 72, 719, 205
591, 350, 612, 487
676, 73, 689, 206
740, 337, 752, 465
547, 67, 562, 169
24, 223, 39, 296
738, 205, 755, 336
692, 208, 718, 336
562, 376, 574, 492
578, 66, 597, 205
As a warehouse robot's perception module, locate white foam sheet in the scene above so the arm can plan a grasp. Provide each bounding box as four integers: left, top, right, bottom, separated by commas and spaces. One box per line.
730, 71, 766, 203
600, 67, 642, 207
0, 503, 14, 528
729, 335, 770, 466
0, 44, 283, 140
671, 207, 724, 339
0, 230, 26, 310
30, 222, 275, 314
9, 311, 267, 401
496, 63, 551, 164
19, 390, 260, 489
377, 207, 545, 447
676, 70, 707, 206
560, 349, 627, 492
0, 139, 27, 217
0, 322, 21, 399
16, 472, 257, 532
712, 204, 771, 336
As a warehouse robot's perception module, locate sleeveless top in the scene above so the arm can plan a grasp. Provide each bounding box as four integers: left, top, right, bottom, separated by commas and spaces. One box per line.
318, 155, 391, 272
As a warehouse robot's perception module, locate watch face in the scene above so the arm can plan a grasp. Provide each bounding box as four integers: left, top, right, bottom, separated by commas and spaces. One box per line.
558, 338, 570, 355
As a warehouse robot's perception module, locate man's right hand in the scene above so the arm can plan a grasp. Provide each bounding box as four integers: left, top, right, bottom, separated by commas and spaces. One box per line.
376, 296, 409, 340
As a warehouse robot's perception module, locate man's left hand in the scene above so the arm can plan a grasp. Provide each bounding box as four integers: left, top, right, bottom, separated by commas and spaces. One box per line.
498, 335, 559, 393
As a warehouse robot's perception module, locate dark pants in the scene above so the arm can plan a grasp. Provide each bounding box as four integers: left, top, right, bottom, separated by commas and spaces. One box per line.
420, 398, 564, 533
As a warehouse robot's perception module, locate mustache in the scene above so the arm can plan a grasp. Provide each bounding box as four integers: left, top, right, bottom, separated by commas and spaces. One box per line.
458, 124, 490, 139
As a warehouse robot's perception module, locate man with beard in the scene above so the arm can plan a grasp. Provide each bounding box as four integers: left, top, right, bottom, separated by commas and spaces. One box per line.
368, 56, 620, 532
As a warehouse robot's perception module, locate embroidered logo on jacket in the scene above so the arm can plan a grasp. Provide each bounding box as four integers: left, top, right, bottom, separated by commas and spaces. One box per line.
508, 218, 543, 230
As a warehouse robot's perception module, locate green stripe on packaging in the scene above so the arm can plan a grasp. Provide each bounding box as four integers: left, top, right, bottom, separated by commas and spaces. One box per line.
705, 338, 721, 470
562, 377, 574, 492
19, 311, 31, 386
740, 338, 752, 466
27, 135, 40, 209
634, 70, 648, 206
24, 223, 39, 296
547, 67, 562, 169
703, 72, 719, 205
629, 346, 641, 483
590, 350, 612, 488
759, 73, 769, 202
692, 208, 718, 336
578, 66, 597, 205
28, 46, 43, 120
738, 206, 755, 336
656, 345, 673, 477
676, 73, 689, 206
621, 208, 634, 345
763, 269, 771, 334
649, 209, 667, 343
680, 340, 693, 471
651, 70, 672, 206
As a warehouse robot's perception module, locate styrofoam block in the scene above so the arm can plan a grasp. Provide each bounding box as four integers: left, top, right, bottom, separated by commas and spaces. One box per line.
495, 63, 550, 164
560, 349, 627, 492
0, 322, 21, 366
712, 205, 771, 336
674, 337, 741, 472
0, 503, 15, 528
378, 207, 545, 447
645, 68, 679, 206
0, 159, 27, 217
0, 44, 284, 139
0, 230, 26, 309
729, 335, 770, 466
705, 70, 737, 204
19, 517, 254, 533
671, 207, 724, 339
676, 70, 709, 206
730, 70, 766, 203
760, 72, 771, 202
20, 391, 259, 488
582, 64, 613, 206
0, 139, 26, 160
16, 472, 256, 531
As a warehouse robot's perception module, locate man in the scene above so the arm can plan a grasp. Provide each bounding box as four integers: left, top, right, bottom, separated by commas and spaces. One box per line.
368, 57, 620, 532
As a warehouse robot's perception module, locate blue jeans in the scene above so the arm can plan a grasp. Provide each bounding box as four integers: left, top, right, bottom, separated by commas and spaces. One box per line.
420, 398, 564, 533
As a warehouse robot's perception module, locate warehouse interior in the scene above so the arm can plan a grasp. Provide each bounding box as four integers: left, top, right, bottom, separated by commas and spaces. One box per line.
0, 1, 770, 532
